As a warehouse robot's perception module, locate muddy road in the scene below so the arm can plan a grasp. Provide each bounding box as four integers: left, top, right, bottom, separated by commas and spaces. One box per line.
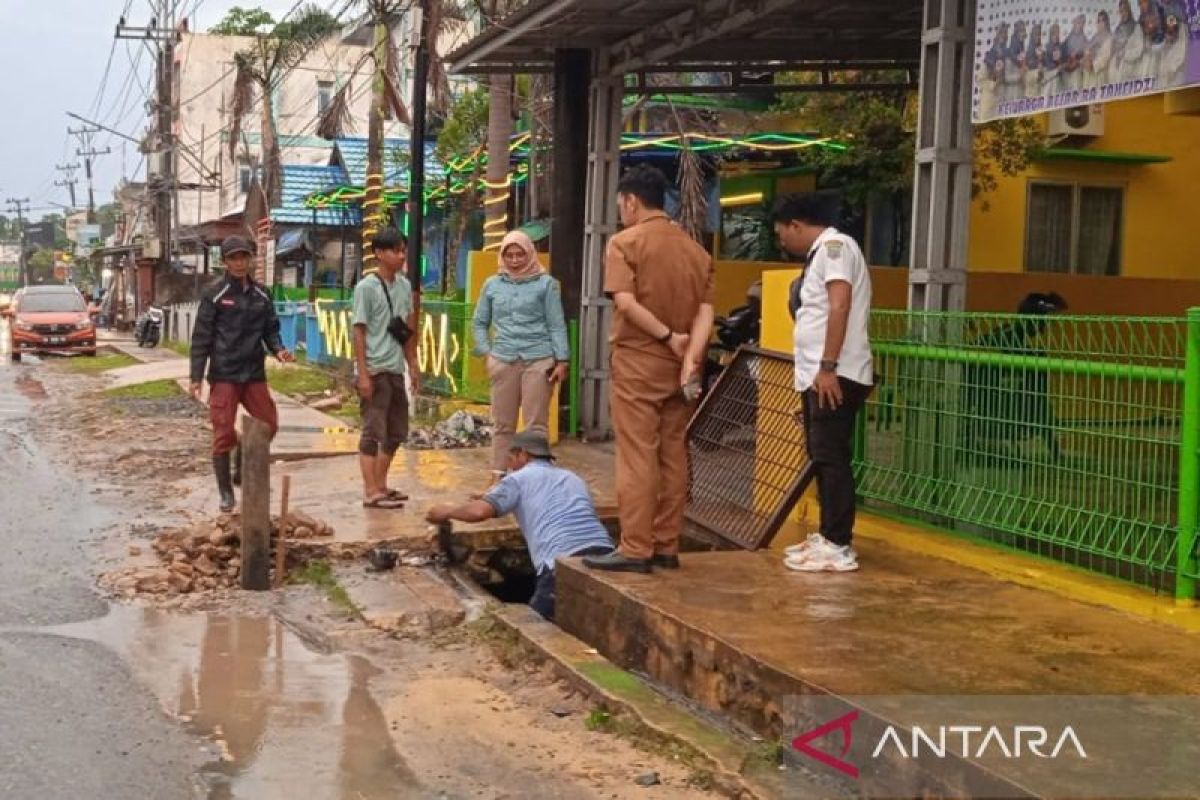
0, 331, 717, 800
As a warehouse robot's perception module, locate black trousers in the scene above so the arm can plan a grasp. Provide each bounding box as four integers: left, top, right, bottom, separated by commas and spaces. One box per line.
529, 545, 614, 621
803, 378, 872, 547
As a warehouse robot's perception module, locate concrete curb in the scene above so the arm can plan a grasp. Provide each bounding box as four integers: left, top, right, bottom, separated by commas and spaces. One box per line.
457, 582, 797, 800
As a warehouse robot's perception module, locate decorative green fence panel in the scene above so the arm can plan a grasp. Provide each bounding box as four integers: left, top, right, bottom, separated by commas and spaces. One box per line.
418, 297, 489, 403
858, 311, 1191, 594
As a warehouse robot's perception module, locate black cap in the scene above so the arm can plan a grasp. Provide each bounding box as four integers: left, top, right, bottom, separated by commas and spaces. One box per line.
221, 236, 254, 258
511, 430, 554, 459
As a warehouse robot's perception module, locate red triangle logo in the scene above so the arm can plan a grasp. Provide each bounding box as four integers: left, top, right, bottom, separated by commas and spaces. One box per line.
791, 709, 860, 778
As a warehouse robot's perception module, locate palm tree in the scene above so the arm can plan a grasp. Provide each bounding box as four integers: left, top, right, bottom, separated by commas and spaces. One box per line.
318, 0, 469, 273
227, 5, 342, 209
476, 0, 517, 251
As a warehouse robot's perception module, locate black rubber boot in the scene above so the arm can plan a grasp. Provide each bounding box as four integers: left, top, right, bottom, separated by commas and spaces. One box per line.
231, 444, 242, 487
213, 453, 236, 513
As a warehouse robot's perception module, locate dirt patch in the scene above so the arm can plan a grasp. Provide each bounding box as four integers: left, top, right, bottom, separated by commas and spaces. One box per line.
29, 368, 210, 501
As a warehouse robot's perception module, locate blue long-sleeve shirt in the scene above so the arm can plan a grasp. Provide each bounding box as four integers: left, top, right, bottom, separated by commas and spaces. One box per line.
472, 273, 570, 363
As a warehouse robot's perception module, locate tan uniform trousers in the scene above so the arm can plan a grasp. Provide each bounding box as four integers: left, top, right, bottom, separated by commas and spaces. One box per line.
610, 346, 695, 560
488, 355, 555, 470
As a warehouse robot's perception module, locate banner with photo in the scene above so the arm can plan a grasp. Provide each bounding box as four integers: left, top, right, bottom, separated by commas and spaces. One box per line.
972, 0, 1200, 122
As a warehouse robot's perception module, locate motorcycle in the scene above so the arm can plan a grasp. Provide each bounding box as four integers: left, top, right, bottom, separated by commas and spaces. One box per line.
701, 281, 762, 397
135, 305, 164, 348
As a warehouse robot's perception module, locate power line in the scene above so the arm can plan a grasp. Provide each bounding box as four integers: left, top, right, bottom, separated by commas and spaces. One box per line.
87, 0, 136, 119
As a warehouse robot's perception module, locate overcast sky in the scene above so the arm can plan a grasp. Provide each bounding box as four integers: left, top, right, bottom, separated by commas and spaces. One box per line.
0, 0, 299, 220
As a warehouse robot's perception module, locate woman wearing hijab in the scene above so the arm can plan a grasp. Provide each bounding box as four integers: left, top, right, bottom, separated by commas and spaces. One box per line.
1004, 21, 1029, 103
1084, 11, 1113, 89
1024, 23, 1046, 98
1111, 0, 1142, 81
472, 230, 570, 481
1043, 23, 1066, 97
1159, 12, 1188, 87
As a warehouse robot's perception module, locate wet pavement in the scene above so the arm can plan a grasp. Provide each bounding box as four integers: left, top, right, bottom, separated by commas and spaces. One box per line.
0, 327, 203, 798
0, 326, 712, 800
0, 327, 419, 798
179, 441, 617, 548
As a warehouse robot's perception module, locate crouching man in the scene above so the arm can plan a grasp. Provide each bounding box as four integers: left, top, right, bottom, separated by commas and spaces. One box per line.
425, 431, 613, 620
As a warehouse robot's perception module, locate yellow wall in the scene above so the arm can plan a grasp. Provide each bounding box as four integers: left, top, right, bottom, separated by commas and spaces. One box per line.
968, 94, 1200, 279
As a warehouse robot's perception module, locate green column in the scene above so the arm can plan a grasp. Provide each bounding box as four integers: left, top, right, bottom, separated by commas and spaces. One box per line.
1176, 307, 1200, 601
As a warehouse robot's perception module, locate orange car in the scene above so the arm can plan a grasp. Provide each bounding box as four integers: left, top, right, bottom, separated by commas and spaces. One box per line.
6, 285, 97, 361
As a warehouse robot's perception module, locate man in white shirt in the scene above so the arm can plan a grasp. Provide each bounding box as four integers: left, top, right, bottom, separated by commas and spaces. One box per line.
773, 194, 873, 573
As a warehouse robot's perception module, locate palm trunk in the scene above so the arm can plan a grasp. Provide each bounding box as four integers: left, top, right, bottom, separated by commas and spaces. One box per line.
484, 74, 513, 250
257, 82, 281, 285
362, 16, 389, 276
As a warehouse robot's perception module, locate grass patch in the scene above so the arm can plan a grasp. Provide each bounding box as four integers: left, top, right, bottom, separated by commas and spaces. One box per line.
288, 559, 360, 616
103, 379, 184, 399
62, 352, 138, 374
752, 738, 787, 767
329, 403, 362, 427
267, 363, 337, 397
164, 340, 191, 357
585, 709, 615, 732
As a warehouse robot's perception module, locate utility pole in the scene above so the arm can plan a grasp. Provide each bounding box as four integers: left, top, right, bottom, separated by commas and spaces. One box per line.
54, 163, 81, 210
69, 126, 111, 224
117, 1, 175, 298
407, 0, 431, 319
5, 198, 31, 287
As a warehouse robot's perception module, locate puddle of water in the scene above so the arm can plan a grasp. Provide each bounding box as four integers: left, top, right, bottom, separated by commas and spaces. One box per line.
15, 374, 46, 399
45, 605, 420, 799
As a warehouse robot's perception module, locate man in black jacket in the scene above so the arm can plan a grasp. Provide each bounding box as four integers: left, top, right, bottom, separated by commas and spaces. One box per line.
190, 236, 294, 512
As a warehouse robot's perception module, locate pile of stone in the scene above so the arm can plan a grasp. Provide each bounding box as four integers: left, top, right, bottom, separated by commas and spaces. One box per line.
407, 410, 493, 450
102, 511, 335, 598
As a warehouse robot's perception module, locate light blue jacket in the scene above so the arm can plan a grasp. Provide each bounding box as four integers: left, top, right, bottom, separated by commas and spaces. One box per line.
472, 273, 570, 363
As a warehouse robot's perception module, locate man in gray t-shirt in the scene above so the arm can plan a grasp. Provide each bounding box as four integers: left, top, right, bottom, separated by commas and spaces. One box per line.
352, 228, 420, 509
426, 431, 613, 620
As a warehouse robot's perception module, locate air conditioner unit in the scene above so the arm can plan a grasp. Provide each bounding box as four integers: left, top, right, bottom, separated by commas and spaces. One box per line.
1048, 104, 1105, 137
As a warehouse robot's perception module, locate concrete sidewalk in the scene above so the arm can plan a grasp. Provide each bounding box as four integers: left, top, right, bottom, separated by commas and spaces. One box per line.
178, 439, 617, 550
101, 333, 358, 458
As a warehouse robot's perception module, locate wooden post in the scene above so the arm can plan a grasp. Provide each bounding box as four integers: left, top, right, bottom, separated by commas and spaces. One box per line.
274, 475, 291, 589
240, 415, 272, 590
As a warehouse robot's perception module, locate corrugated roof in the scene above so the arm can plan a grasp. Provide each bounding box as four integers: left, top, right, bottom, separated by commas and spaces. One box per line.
272, 164, 360, 226
332, 137, 445, 188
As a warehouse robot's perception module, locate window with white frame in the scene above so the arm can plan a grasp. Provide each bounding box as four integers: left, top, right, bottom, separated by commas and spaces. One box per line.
1024, 181, 1124, 276
317, 80, 334, 115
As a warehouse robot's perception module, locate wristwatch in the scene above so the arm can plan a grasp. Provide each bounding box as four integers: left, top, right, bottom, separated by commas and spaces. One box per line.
657, 329, 673, 343
819, 360, 838, 373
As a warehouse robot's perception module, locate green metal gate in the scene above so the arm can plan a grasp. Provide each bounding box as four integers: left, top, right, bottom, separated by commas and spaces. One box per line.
856, 309, 1200, 599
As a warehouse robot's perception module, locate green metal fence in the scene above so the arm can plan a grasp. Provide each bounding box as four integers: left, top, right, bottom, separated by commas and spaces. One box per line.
419, 297, 490, 403
311, 293, 583, 434
857, 309, 1200, 598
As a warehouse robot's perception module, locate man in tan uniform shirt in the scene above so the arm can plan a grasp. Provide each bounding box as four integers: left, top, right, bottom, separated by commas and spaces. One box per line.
583, 165, 714, 573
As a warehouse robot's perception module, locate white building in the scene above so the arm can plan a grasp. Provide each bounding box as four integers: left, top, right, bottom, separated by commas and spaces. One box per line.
169, 13, 479, 236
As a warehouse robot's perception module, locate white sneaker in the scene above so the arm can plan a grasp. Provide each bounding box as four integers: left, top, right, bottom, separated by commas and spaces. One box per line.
784, 533, 825, 559
785, 540, 859, 573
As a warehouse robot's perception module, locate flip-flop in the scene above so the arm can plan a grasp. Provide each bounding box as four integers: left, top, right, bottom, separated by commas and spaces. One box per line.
363, 496, 405, 509
384, 489, 410, 501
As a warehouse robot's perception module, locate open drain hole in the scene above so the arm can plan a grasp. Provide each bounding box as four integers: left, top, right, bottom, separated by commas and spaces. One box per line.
468, 547, 538, 605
